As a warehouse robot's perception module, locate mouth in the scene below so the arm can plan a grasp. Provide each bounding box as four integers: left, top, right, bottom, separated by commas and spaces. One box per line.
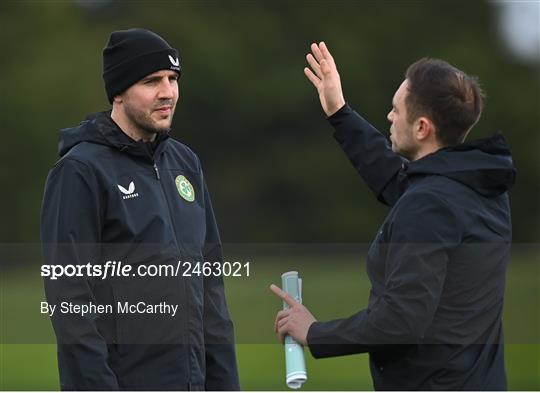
154, 106, 172, 115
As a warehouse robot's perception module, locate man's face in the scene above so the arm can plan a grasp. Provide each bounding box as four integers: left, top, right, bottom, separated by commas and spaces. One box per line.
120, 69, 179, 135
387, 79, 418, 160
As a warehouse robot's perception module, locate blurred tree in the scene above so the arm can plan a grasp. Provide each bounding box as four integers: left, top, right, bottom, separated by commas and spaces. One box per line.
0, 0, 537, 243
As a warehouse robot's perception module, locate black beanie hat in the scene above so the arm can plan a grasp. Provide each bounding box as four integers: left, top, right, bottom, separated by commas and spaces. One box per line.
102, 28, 181, 103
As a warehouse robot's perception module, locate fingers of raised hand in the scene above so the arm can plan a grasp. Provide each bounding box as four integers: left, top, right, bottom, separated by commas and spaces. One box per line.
306, 53, 323, 78
320, 59, 332, 75
319, 41, 335, 65
304, 67, 321, 89
311, 42, 324, 63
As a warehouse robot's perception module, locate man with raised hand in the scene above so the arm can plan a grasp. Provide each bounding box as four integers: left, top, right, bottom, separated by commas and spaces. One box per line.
271, 42, 515, 390
41, 28, 239, 391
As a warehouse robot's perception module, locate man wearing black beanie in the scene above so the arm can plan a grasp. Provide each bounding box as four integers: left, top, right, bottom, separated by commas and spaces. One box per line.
41, 28, 240, 391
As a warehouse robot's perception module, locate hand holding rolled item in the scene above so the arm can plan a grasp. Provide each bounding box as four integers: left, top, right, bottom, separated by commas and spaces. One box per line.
271, 272, 317, 389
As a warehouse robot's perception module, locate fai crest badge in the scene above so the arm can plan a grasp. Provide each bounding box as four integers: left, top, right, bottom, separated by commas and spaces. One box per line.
175, 175, 195, 202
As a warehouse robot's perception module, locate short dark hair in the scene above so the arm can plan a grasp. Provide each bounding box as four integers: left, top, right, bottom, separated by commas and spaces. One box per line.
404, 58, 484, 146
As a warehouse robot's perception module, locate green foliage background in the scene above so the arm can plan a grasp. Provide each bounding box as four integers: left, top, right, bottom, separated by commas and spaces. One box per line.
0, 0, 538, 243
0, 0, 538, 390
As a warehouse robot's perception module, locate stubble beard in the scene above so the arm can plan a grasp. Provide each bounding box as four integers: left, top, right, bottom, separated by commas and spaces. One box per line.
124, 100, 175, 136
390, 132, 416, 161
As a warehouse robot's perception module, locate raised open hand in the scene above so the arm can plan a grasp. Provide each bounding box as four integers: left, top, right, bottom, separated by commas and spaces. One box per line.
304, 42, 346, 117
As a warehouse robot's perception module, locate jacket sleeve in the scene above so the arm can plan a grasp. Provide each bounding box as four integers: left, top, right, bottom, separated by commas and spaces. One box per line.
201, 180, 240, 390
306, 191, 460, 358
329, 104, 408, 206
41, 158, 119, 390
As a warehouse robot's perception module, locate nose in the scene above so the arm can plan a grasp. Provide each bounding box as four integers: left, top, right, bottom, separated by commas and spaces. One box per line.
387, 110, 393, 123
157, 78, 175, 99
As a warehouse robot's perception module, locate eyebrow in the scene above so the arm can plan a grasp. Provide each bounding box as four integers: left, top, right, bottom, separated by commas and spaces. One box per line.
142, 76, 160, 82
142, 73, 178, 82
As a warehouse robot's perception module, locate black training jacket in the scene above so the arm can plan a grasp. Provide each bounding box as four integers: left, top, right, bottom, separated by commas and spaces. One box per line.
41, 112, 240, 390
307, 104, 516, 390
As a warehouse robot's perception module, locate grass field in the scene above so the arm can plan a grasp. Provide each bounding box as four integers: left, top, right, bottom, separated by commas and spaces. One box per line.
0, 344, 538, 390
0, 249, 538, 390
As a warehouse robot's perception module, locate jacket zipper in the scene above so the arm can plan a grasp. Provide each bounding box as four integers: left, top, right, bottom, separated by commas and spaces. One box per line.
153, 161, 160, 180
151, 156, 192, 387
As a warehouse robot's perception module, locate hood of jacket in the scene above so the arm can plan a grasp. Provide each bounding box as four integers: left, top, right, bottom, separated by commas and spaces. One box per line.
58, 111, 169, 159
405, 132, 516, 197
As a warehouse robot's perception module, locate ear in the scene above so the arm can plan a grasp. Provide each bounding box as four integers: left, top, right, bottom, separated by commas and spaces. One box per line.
414, 116, 436, 141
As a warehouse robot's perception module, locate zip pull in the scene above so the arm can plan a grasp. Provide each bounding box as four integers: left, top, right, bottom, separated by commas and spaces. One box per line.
153, 162, 161, 180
